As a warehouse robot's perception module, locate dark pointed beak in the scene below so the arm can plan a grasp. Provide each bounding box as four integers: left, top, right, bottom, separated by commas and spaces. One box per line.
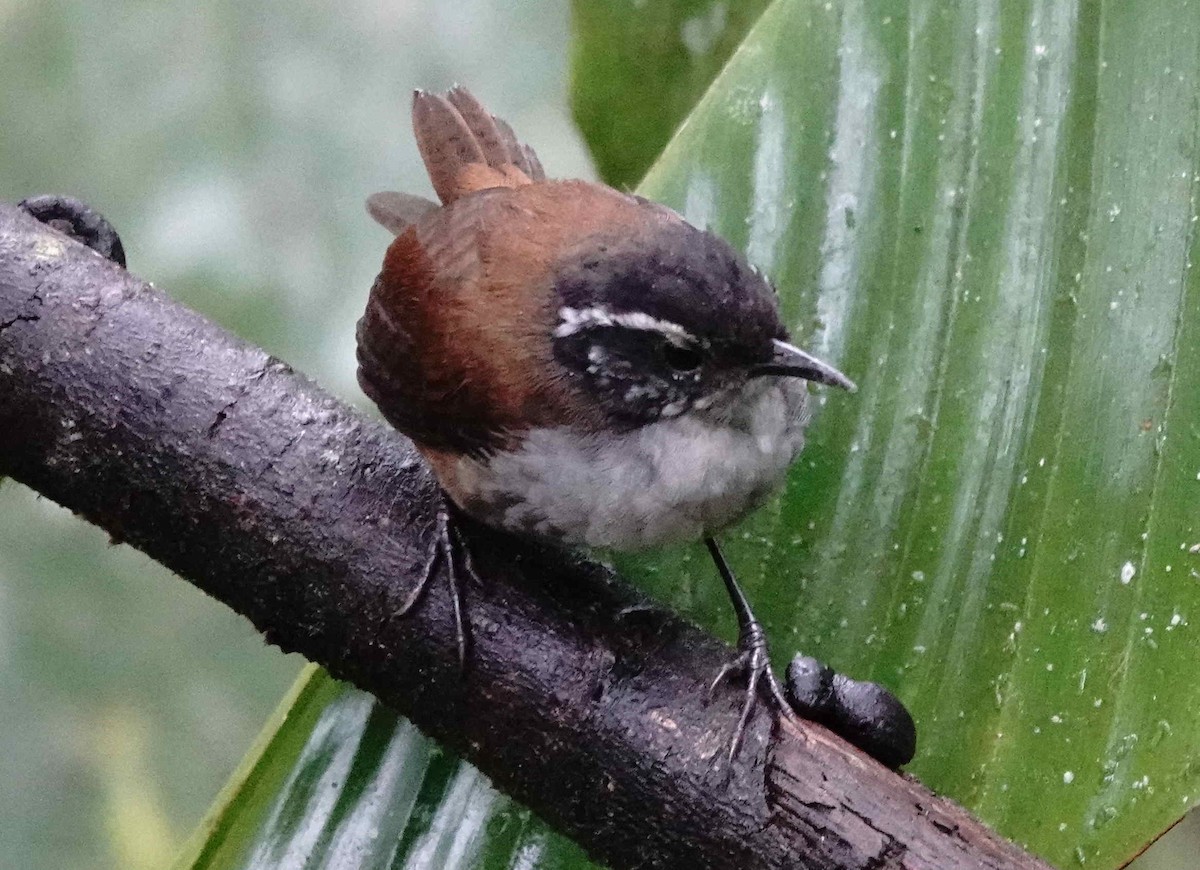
750, 339, 857, 391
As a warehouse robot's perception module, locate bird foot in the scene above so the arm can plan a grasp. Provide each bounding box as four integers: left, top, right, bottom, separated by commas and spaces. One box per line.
709, 619, 797, 762
395, 498, 479, 671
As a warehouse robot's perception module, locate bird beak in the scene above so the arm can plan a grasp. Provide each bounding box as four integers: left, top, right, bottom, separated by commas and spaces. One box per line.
750, 339, 857, 392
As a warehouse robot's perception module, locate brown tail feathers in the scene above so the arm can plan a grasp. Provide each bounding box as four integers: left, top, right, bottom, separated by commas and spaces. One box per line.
366, 87, 548, 235
413, 86, 546, 204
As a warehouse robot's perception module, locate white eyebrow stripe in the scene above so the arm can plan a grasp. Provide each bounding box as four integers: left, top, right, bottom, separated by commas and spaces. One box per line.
553, 306, 699, 346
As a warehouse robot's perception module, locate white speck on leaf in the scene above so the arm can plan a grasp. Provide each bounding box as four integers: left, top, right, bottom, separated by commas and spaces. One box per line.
1120, 561, 1136, 584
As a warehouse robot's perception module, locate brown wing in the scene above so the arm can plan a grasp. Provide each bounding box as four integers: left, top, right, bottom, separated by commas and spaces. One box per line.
356, 179, 667, 457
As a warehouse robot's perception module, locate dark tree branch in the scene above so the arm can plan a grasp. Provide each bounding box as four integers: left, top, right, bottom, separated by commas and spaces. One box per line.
0, 203, 1049, 870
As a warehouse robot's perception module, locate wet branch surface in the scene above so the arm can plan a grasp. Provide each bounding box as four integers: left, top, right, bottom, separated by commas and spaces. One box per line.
0, 203, 1049, 870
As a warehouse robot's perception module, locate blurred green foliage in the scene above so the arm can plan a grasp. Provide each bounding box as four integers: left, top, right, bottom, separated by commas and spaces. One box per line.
0, 2, 590, 868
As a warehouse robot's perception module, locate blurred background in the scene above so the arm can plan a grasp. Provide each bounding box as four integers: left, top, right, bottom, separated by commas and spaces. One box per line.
0, 2, 591, 868
0, 1, 1197, 868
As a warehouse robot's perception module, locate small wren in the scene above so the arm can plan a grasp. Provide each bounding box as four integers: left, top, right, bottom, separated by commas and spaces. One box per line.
357, 87, 856, 758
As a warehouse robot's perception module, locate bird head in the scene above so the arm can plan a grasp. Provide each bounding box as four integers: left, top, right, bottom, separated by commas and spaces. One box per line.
548, 217, 854, 429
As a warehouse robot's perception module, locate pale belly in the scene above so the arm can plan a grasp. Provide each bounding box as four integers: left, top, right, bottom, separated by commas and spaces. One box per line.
448, 380, 811, 551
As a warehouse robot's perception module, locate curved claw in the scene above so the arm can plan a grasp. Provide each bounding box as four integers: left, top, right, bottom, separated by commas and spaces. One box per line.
445, 530, 469, 671
396, 508, 449, 617
711, 633, 798, 762
708, 657, 741, 699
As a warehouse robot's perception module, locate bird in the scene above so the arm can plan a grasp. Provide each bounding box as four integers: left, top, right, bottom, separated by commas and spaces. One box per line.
356, 87, 856, 759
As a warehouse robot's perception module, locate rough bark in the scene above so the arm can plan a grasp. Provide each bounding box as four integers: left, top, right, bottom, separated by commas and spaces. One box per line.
0, 203, 1050, 870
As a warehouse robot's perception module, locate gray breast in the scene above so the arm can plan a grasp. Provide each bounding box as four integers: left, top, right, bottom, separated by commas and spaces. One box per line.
451, 379, 811, 550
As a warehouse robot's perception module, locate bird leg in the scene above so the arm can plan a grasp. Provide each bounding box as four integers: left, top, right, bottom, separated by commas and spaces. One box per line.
395, 496, 477, 671
704, 536, 798, 761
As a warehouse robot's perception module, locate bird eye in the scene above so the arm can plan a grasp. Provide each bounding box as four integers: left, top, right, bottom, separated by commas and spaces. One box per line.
662, 342, 703, 372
